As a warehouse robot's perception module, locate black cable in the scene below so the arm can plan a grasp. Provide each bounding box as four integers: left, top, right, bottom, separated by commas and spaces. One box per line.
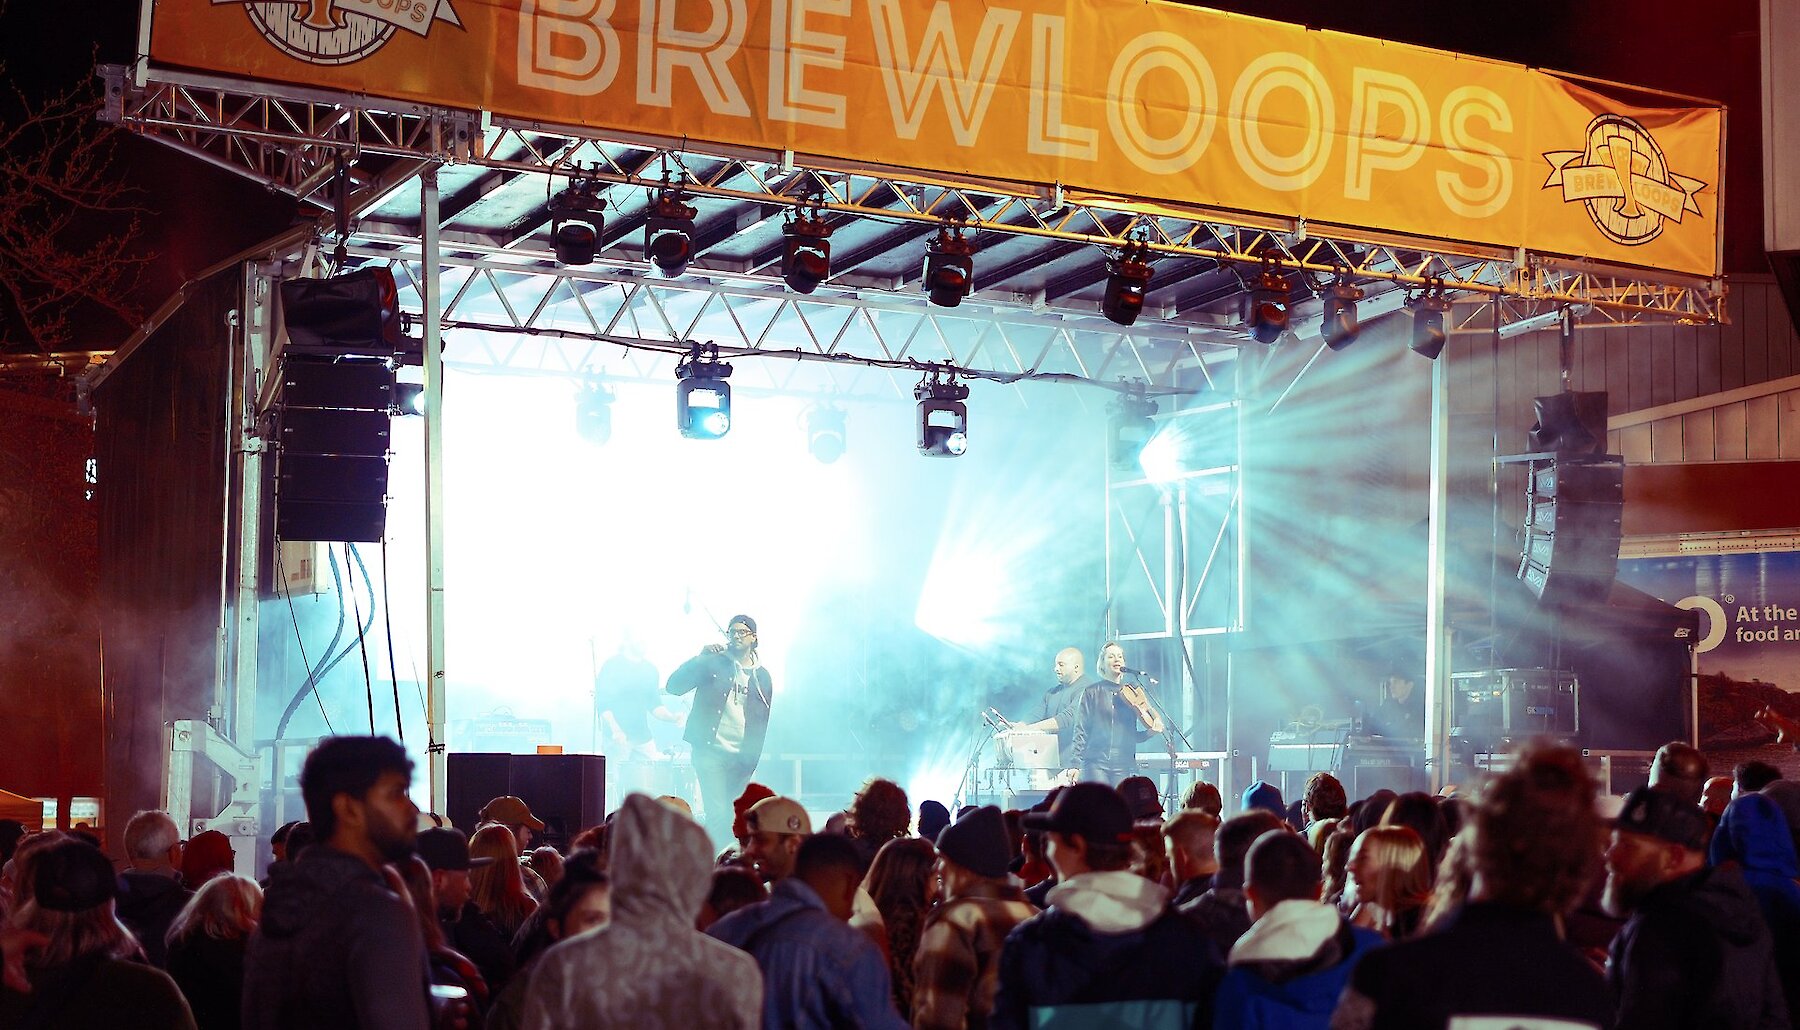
275, 544, 339, 738
275, 544, 380, 740
427, 317, 1185, 396
380, 535, 404, 744
344, 542, 376, 734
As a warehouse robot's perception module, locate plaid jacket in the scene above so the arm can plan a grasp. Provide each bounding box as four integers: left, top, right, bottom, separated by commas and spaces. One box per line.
910, 881, 1036, 1030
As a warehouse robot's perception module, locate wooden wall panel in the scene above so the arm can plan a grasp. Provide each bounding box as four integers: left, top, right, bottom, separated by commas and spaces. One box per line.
1715, 403, 1748, 460
1744, 283, 1771, 385
1782, 390, 1800, 459
1620, 423, 1653, 463
1683, 410, 1715, 461
1648, 331, 1677, 408
1747, 394, 1781, 458
1651, 416, 1684, 462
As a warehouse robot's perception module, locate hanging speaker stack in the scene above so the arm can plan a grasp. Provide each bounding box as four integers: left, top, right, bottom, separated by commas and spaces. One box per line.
1517, 392, 1624, 607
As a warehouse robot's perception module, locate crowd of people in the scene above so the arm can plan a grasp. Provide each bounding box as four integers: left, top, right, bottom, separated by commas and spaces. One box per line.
2, 736, 1797, 1028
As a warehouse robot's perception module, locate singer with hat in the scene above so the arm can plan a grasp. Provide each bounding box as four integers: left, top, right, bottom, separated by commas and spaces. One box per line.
1069, 642, 1163, 785
668, 613, 773, 848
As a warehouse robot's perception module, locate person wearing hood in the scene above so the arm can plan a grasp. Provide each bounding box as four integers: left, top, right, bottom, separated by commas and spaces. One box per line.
116, 809, 194, 967
242, 735, 432, 1030
520, 793, 759, 1029
1708, 792, 1800, 1019
992, 782, 1222, 1030
1605, 785, 1789, 1030
1214, 830, 1382, 1029
911, 806, 1036, 1030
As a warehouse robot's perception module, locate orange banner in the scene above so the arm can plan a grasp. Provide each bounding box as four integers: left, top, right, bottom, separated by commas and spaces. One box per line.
152, 0, 1725, 277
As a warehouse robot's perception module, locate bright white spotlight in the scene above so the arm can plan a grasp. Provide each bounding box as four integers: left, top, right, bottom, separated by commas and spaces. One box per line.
1139, 427, 1184, 484
914, 549, 1006, 651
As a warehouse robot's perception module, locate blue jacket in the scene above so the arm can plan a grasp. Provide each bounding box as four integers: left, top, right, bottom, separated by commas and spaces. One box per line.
1212, 900, 1383, 1030
707, 877, 906, 1030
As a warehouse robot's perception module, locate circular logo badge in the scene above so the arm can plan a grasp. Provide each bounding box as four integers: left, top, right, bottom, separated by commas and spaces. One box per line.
1579, 115, 1669, 247
243, 2, 396, 66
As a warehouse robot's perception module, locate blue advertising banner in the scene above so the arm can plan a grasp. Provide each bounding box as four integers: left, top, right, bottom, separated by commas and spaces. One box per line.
1617, 552, 1800, 767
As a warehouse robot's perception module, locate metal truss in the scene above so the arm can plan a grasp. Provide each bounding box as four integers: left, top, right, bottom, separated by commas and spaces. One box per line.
104, 65, 1727, 334
347, 243, 1232, 397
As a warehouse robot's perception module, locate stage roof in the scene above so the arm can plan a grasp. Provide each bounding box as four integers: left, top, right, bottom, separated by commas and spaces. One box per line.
94, 0, 1730, 394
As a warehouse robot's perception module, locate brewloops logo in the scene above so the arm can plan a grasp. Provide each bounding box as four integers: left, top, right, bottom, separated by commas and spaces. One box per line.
1541, 114, 1707, 246
217, 0, 462, 66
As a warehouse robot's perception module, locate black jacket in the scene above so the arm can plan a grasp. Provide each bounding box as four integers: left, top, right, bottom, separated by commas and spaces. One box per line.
242, 845, 431, 1030
1609, 864, 1790, 1030
442, 899, 516, 994
667, 650, 772, 759
994, 876, 1223, 1030
115, 868, 192, 967
167, 932, 248, 1030
1338, 902, 1614, 1030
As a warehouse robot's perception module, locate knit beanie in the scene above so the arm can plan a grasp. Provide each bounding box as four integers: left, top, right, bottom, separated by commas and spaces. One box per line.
934, 805, 1011, 879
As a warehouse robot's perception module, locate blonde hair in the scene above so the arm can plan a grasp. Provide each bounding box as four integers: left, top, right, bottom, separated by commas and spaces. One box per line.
468, 823, 537, 935
1349, 825, 1432, 933
16, 899, 143, 968
167, 874, 262, 947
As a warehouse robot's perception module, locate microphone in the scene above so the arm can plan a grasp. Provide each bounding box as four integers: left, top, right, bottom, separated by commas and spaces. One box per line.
1123, 667, 1159, 685
982, 708, 1010, 729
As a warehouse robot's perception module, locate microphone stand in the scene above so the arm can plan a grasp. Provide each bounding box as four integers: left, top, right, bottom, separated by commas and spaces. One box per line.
1132, 671, 1193, 810
954, 710, 1005, 809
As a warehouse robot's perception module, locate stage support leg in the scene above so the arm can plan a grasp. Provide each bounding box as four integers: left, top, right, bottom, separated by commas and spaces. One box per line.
1425, 349, 1451, 791
422, 168, 449, 812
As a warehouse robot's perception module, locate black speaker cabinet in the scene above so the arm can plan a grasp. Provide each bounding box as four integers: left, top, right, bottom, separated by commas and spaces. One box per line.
1518, 456, 1624, 606
446, 753, 606, 850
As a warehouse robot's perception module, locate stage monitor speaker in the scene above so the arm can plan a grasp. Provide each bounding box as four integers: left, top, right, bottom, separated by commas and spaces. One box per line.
280, 267, 405, 358
1518, 456, 1624, 606
445, 753, 606, 850
445, 752, 513, 836
1528, 392, 1609, 455
507, 753, 606, 849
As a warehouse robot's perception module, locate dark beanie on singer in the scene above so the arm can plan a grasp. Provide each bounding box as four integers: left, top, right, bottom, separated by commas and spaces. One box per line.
935, 804, 1012, 879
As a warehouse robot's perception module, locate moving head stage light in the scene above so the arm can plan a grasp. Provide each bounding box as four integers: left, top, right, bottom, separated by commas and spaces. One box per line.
675, 343, 733, 439
915, 367, 969, 457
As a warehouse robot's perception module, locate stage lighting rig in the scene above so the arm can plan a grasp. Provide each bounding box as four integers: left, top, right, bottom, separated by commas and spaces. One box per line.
1102, 242, 1154, 326
675, 343, 733, 439
393, 382, 425, 417
1107, 381, 1158, 472
805, 403, 846, 464
914, 366, 970, 457
1409, 280, 1451, 360
1243, 263, 1291, 344
548, 176, 606, 266
576, 378, 614, 445
645, 185, 698, 279
922, 227, 975, 308
1321, 278, 1365, 351
782, 208, 833, 294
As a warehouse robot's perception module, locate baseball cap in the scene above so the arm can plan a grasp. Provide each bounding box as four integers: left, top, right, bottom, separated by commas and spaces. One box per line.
1615, 785, 1710, 851
728, 614, 758, 635
479, 796, 545, 831
417, 827, 495, 872
1117, 775, 1165, 821
746, 795, 811, 836
1021, 781, 1133, 843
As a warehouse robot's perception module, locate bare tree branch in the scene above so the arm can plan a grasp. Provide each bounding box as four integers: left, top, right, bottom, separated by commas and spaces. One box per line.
0, 52, 151, 354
